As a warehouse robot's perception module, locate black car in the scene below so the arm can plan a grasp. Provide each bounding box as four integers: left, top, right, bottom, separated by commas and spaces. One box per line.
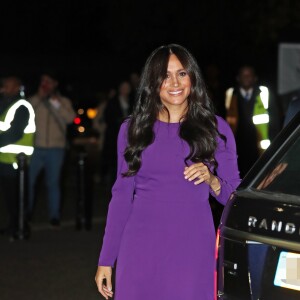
216, 112, 300, 300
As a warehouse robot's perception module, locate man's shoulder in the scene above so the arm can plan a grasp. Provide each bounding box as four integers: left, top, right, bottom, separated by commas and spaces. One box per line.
58, 94, 72, 105
28, 94, 41, 104
12, 102, 30, 119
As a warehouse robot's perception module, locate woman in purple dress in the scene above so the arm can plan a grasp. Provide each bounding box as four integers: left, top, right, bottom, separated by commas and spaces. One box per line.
95, 44, 240, 300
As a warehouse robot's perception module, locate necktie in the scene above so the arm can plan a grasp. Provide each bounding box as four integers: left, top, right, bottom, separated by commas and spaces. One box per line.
245, 92, 251, 101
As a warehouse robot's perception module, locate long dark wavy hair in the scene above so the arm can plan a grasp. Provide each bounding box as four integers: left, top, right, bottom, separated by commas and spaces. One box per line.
123, 44, 221, 177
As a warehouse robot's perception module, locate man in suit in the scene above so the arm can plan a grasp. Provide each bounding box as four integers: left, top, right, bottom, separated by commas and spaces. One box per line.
226, 66, 280, 177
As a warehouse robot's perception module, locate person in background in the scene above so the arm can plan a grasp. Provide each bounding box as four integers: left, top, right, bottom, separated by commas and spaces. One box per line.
283, 90, 300, 126
129, 72, 140, 103
129, 72, 140, 91
89, 91, 110, 189
204, 63, 226, 119
28, 72, 75, 228
0, 76, 35, 240
101, 81, 132, 191
107, 88, 117, 101
226, 65, 280, 177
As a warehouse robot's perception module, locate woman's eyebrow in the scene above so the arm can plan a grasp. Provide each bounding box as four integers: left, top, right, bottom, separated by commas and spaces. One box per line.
167, 68, 186, 73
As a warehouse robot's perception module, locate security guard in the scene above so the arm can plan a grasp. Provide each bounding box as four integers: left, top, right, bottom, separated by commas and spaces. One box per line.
0, 76, 35, 240
226, 66, 278, 177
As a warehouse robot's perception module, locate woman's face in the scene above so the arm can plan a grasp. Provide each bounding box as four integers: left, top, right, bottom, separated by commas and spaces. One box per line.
159, 54, 191, 111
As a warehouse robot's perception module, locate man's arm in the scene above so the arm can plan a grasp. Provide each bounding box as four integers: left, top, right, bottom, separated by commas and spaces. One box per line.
49, 96, 75, 124
0, 106, 29, 147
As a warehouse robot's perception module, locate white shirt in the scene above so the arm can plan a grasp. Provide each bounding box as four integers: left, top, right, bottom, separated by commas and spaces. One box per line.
240, 88, 253, 101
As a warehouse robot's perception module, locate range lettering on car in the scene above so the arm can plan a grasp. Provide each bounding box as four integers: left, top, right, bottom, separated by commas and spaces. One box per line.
248, 216, 298, 235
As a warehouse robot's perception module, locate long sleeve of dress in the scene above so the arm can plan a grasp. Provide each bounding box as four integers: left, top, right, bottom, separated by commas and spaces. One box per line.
98, 122, 135, 267
210, 116, 241, 205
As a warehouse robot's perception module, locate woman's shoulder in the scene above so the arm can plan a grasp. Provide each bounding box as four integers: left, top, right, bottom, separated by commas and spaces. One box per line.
119, 118, 130, 131
215, 115, 231, 135
215, 115, 236, 150
118, 118, 131, 140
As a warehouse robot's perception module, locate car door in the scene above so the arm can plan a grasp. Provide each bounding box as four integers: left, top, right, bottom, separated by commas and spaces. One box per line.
216, 113, 300, 300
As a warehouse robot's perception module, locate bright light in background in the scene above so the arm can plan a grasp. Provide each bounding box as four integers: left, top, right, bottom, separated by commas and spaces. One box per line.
260, 139, 271, 149
225, 87, 234, 110
74, 117, 81, 125
78, 126, 85, 133
77, 108, 84, 115
259, 86, 269, 109
87, 108, 97, 119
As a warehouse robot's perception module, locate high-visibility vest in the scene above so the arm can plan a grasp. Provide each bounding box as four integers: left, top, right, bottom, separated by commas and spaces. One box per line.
252, 86, 270, 150
226, 86, 270, 150
0, 99, 36, 168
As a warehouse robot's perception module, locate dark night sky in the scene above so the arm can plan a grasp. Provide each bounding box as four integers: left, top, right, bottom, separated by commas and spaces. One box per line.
1, 0, 300, 106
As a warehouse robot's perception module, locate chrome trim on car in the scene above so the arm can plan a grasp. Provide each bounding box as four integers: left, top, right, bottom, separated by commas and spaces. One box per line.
221, 226, 300, 252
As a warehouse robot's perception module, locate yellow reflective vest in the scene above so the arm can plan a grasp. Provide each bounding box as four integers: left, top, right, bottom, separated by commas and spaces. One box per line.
226, 86, 270, 152
252, 87, 270, 150
0, 99, 35, 167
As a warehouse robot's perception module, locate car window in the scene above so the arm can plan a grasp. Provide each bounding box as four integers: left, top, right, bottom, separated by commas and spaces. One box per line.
254, 134, 300, 197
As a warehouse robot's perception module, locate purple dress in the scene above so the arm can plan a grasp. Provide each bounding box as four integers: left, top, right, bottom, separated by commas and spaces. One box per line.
99, 116, 240, 300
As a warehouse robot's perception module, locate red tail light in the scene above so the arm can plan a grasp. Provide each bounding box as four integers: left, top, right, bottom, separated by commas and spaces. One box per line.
214, 228, 220, 300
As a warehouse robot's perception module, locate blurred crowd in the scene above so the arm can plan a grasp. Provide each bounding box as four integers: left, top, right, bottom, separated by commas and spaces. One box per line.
0, 64, 299, 241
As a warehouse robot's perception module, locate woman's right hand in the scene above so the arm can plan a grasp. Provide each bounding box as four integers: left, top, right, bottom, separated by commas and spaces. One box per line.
95, 266, 113, 299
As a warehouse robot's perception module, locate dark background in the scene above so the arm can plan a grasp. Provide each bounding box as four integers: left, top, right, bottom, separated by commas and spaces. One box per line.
1, 0, 300, 106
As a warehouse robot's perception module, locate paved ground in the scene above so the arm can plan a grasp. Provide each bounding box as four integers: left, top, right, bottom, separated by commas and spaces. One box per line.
0, 148, 110, 300
0, 221, 106, 300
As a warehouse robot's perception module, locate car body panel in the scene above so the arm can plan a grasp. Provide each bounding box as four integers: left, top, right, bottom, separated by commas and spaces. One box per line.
217, 112, 300, 300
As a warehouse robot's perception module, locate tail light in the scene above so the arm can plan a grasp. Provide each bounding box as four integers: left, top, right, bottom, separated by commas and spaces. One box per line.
214, 228, 220, 300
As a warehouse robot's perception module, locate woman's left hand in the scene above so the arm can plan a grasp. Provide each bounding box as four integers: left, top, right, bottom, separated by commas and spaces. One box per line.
184, 162, 214, 185
184, 162, 221, 195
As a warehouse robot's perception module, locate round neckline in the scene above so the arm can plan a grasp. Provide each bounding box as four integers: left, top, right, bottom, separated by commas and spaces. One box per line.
156, 119, 181, 125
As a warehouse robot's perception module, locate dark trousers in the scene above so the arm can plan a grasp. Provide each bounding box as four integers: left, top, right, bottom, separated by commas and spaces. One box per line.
0, 167, 18, 235
28, 148, 65, 220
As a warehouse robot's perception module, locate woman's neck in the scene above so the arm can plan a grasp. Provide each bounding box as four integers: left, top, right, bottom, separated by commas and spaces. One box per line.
158, 106, 187, 123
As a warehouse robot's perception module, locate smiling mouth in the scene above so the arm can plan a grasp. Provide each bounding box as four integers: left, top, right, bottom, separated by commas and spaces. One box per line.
168, 90, 183, 96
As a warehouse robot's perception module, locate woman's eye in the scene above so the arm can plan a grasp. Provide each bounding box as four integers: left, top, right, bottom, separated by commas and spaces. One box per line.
179, 71, 187, 77
165, 74, 170, 79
